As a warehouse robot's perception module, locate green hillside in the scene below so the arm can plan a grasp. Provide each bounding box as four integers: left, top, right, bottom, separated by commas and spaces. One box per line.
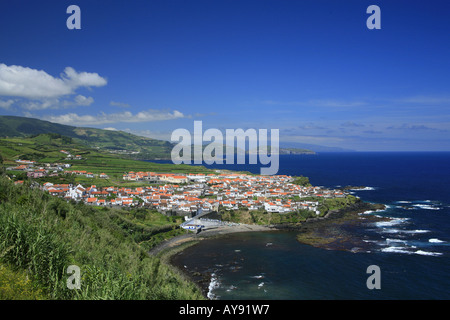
0, 133, 211, 187
0, 116, 174, 160
0, 176, 204, 300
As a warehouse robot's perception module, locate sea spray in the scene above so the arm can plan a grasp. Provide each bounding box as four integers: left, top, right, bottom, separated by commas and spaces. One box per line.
207, 273, 220, 300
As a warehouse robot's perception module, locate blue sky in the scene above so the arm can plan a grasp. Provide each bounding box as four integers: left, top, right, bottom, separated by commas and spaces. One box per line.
1, 0, 450, 151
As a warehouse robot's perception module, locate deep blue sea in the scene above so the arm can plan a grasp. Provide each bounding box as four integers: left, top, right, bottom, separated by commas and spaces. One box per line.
151, 152, 450, 299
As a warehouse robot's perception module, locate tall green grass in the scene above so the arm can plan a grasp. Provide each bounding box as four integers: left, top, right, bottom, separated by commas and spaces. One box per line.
0, 177, 204, 300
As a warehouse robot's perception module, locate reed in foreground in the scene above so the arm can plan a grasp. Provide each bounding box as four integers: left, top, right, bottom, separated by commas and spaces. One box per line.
0, 176, 204, 300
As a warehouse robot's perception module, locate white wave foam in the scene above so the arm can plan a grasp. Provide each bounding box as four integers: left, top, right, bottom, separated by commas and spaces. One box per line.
375, 218, 409, 227
226, 285, 237, 292
429, 238, 445, 243
413, 204, 441, 210
363, 239, 379, 243
386, 238, 408, 244
381, 246, 411, 254
381, 246, 443, 256
408, 229, 430, 234
414, 250, 443, 256
413, 200, 437, 204
379, 228, 430, 234
396, 201, 412, 204
207, 273, 220, 300
362, 207, 387, 215
395, 205, 416, 210
257, 282, 265, 289
379, 228, 400, 234
350, 186, 376, 191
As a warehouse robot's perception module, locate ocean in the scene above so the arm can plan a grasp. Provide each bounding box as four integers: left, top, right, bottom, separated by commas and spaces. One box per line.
152, 152, 450, 299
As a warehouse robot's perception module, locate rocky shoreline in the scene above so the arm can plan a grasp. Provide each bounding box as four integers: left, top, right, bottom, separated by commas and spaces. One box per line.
293, 201, 388, 252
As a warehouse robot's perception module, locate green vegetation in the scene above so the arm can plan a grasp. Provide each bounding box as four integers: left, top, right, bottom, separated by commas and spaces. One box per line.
0, 263, 47, 300
318, 195, 359, 215
0, 115, 174, 160
218, 207, 317, 225
0, 115, 317, 161
292, 175, 311, 186
0, 176, 204, 300
0, 133, 212, 186
217, 194, 361, 225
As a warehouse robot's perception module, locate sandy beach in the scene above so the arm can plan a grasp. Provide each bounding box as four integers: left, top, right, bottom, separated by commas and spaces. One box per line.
148, 223, 277, 256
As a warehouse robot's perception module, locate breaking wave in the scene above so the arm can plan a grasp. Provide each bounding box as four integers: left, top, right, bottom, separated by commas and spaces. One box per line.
207, 273, 220, 300
429, 238, 445, 243
394, 200, 444, 211
381, 246, 443, 256
349, 186, 376, 191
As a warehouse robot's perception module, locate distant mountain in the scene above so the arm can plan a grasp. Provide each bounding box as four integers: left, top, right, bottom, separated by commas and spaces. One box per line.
0, 115, 174, 159
278, 147, 316, 155
0, 116, 352, 160
0, 115, 77, 138
280, 142, 354, 153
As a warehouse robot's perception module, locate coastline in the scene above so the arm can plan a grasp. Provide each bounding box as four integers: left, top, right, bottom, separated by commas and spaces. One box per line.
293, 201, 388, 252
149, 200, 387, 299
149, 223, 277, 299
148, 223, 277, 256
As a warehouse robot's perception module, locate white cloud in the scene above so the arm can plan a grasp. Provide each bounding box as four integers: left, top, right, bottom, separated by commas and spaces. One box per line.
341, 121, 365, 128
308, 99, 367, 108
21, 99, 60, 110
40, 109, 186, 125
110, 101, 131, 108
262, 99, 367, 108
0, 99, 14, 109
67, 95, 94, 107
0, 64, 107, 99
61, 67, 107, 89
18, 95, 94, 110
397, 96, 450, 105
281, 134, 345, 144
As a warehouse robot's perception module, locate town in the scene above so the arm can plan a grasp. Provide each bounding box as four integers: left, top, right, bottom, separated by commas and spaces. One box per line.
8, 157, 348, 220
